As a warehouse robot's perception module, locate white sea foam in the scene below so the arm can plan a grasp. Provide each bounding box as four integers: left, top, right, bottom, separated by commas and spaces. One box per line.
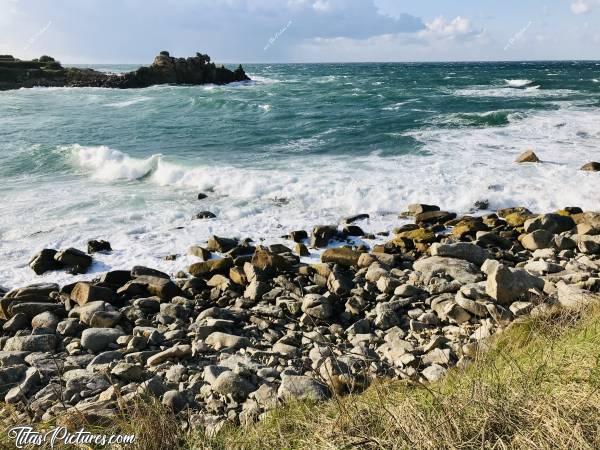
505, 79, 533, 88
258, 104, 272, 112
2, 105, 600, 288
105, 97, 151, 108
73, 145, 160, 181
453, 86, 575, 98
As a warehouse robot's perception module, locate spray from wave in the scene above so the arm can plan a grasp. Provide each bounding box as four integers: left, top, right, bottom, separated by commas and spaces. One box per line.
505, 79, 533, 88
74, 145, 161, 181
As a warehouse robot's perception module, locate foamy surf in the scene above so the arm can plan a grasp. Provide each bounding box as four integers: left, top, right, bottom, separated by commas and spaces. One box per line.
73, 145, 161, 181
505, 79, 533, 88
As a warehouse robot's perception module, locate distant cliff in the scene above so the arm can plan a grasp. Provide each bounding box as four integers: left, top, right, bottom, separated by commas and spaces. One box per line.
0, 51, 250, 90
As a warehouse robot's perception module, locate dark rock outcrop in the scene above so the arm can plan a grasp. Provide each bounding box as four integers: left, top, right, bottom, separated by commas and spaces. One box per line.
0, 51, 250, 91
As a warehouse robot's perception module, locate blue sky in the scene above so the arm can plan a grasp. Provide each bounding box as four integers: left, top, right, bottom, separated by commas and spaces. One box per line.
1, 0, 599, 63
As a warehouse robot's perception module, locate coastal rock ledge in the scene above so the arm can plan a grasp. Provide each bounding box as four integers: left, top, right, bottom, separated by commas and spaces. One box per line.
0, 51, 250, 90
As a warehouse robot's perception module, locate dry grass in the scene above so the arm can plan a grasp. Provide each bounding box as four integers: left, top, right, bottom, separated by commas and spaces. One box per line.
2, 304, 599, 449
194, 304, 600, 450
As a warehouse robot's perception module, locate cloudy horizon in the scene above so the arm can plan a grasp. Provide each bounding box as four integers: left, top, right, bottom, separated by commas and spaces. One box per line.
1, 0, 599, 64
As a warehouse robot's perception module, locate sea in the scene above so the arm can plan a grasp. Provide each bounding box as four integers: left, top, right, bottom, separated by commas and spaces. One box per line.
1, 61, 599, 288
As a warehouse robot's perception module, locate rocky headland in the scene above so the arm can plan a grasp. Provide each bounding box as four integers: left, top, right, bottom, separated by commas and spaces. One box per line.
1, 198, 600, 435
0, 51, 250, 90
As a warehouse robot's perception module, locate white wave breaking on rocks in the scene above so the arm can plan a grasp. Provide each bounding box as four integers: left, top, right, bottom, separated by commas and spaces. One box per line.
1, 104, 599, 288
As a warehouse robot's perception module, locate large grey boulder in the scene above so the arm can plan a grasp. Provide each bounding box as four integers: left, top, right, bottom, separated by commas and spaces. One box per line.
413, 256, 484, 285
80, 328, 125, 353
3, 335, 57, 352
301, 294, 334, 320
557, 281, 600, 309
485, 263, 544, 305
278, 375, 329, 401
524, 214, 575, 234
521, 230, 554, 251
205, 332, 250, 351
211, 371, 255, 401
430, 242, 490, 265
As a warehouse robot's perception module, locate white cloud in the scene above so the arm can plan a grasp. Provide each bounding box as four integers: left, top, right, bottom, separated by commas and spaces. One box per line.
420, 16, 482, 40
294, 16, 487, 62
312, 0, 333, 13
570, 0, 600, 14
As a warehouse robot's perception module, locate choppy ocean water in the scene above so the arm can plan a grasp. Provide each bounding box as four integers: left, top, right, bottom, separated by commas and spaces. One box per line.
1, 61, 599, 287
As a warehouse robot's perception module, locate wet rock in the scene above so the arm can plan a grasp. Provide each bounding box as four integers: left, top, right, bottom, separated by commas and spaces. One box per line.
87, 240, 112, 253
415, 211, 457, 225
289, 230, 308, 242
311, 225, 337, 248
99, 270, 132, 287
54, 248, 93, 272
188, 246, 212, 260
207, 236, 238, 253
343, 213, 369, 224
394, 228, 435, 244
188, 258, 233, 277
321, 247, 362, 267
251, 247, 293, 274
476, 231, 513, 249
70, 282, 115, 306
194, 211, 217, 219
29, 249, 62, 275
120, 275, 180, 301
524, 214, 575, 234
406, 204, 440, 216
580, 162, 600, 171
131, 266, 169, 279
294, 243, 310, 257
515, 150, 540, 163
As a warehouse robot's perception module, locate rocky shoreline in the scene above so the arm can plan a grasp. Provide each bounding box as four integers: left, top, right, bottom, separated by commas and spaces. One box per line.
0, 51, 249, 91
1, 199, 600, 435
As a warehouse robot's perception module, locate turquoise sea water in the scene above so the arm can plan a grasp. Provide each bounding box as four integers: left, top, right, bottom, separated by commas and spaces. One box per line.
1, 61, 599, 286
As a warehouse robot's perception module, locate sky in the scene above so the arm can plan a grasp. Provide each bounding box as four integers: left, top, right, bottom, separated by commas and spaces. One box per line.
0, 0, 599, 63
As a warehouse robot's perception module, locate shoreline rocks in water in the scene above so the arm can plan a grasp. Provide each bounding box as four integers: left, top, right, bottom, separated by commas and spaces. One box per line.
1, 204, 600, 435
0, 51, 250, 91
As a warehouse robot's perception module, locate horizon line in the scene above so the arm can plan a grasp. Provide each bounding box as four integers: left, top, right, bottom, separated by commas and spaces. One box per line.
64, 58, 600, 66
